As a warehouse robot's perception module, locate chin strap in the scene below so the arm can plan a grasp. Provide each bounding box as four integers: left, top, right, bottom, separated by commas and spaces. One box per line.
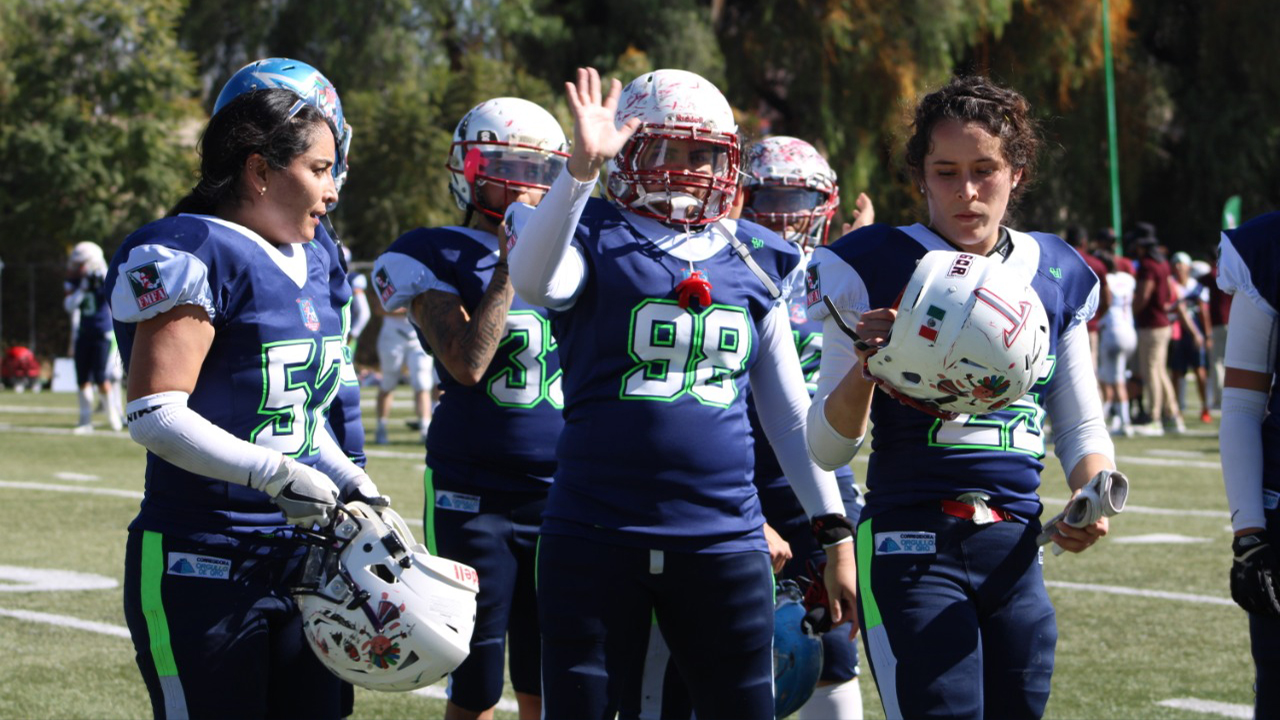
719, 219, 781, 300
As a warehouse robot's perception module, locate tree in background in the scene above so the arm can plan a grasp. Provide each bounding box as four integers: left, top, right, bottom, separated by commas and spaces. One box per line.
0, 0, 199, 356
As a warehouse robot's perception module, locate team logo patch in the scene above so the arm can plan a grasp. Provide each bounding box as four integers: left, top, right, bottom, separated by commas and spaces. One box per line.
374, 267, 396, 305
917, 304, 946, 341
126, 262, 169, 310
1264, 489, 1279, 511
297, 297, 321, 331
805, 266, 821, 307
502, 221, 519, 253
435, 490, 481, 513
166, 552, 231, 580
789, 301, 808, 325
874, 531, 936, 555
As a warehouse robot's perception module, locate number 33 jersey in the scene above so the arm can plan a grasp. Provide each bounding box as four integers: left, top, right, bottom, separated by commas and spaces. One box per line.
375, 226, 562, 490
807, 223, 1097, 520
106, 214, 355, 542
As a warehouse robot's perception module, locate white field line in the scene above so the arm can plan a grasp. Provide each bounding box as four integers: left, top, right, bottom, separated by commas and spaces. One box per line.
1041, 498, 1229, 519
1156, 698, 1252, 718
1045, 580, 1234, 606
0, 480, 142, 499
0, 422, 130, 438
0, 405, 78, 415
0, 607, 131, 638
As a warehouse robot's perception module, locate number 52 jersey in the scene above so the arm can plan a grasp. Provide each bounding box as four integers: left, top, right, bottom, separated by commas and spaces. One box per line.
106, 214, 359, 543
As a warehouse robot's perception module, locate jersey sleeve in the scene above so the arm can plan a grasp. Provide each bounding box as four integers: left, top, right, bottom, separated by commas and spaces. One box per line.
1218, 231, 1280, 318
110, 243, 216, 324
805, 246, 870, 322
372, 230, 456, 313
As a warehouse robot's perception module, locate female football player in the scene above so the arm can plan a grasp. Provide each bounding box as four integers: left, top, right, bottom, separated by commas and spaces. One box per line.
372, 97, 569, 720
805, 75, 1119, 719
108, 86, 384, 720
1217, 213, 1280, 718
506, 67, 858, 720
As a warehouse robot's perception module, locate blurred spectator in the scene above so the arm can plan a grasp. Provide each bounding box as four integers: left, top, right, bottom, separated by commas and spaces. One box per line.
1206, 257, 1232, 410
1097, 251, 1137, 436
373, 303, 433, 445
1129, 223, 1183, 435
64, 241, 123, 433
1067, 225, 1110, 383
1169, 252, 1212, 423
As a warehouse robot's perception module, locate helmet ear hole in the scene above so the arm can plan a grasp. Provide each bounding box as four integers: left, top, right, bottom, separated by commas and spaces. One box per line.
369, 563, 397, 584
901, 371, 922, 385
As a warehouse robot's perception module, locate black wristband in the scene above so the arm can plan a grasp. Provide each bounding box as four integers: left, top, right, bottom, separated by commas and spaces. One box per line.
811, 513, 854, 547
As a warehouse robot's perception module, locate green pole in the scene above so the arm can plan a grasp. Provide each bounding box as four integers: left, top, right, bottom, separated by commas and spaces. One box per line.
1103, 0, 1122, 255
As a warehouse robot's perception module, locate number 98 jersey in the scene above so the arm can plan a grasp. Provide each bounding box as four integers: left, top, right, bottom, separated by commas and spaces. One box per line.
107, 215, 353, 543
807, 223, 1098, 521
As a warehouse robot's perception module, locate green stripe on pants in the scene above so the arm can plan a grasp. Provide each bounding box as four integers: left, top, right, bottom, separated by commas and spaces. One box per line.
423, 466, 437, 556
856, 519, 882, 628
141, 531, 189, 719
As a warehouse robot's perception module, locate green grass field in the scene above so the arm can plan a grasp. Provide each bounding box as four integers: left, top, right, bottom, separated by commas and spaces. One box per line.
0, 388, 1256, 719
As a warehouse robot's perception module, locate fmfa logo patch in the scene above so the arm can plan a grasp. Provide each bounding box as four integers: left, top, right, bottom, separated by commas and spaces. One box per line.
297, 297, 321, 331
374, 267, 396, 305
805, 265, 821, 307
126, 262, 169, 310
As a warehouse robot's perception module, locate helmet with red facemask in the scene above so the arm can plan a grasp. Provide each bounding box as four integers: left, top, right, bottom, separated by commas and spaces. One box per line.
742, 136, 840, 248
606, 69, 740, 226
448, 98, 569, 221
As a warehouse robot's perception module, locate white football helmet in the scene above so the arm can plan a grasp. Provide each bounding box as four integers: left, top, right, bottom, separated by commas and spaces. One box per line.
293, 502, 479, 691
606, 69, 740, 226
742, 136, 839, 248
448, 98, 569, 221
865, 251, 1050, 419
68, 241, 106, 276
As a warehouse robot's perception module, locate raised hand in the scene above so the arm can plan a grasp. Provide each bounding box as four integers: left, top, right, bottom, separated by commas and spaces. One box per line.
565, 67, 641, 181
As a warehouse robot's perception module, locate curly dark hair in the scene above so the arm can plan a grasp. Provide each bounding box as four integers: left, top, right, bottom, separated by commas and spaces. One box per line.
904, 75, 1041, 205
170, 88, 331, 217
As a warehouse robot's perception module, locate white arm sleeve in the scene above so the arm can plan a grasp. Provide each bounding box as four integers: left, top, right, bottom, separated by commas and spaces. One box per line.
349, 285, 371, 340
506, 168, 593, 310
750, 304, 844, 518
805, 314, 865, 470
126, 391, 282, 488
1219, 290, 1279, 532
312, 416, 370, 491
1042, 319, 1115, 478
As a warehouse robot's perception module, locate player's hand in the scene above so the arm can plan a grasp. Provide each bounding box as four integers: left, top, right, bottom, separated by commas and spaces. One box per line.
854, 308, 895, 364
564, 67, 641, 181
256, 456, 340, 528
342, 473, 391, 508
1048, 486, 1110, 554
1231, 532, 1280, 616
840, 192, 876, 235
823, 541, 860, 639
763, 523, 793, 574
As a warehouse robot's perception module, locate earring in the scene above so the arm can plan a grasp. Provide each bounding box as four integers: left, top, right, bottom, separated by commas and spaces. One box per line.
260, 186, 267, 196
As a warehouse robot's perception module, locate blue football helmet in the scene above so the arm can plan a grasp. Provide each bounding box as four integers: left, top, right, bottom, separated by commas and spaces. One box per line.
213, 58, 353, 192
774, 580, 824, 718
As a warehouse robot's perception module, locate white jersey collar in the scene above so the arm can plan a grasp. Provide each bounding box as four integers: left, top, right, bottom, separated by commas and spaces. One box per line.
621, 211, 731, 263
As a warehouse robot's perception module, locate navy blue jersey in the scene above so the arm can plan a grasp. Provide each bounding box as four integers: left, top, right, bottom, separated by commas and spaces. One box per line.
374, 226, 561, 491
69, 272, 114, 336
541, 199, 802, 552
107, 215, 350, 545
1221, 212, 1280, 432
808, 223, 1097, 520
314, 223, 366, 467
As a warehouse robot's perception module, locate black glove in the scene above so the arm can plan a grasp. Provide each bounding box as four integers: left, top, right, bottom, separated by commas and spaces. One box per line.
1231, 533, 1280, 617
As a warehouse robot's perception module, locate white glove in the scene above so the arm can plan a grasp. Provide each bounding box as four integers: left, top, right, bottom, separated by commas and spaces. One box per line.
1038, 469, 1129, 554
252, 456, 340, 528
343, 473, 391, 508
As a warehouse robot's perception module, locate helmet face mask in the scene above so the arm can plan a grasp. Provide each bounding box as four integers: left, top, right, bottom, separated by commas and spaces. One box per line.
292, 502, 478, 692
742, 137, 839, 248
865, 251, 1050, 419
448, 98, 570, 222
606, 70, 741, 227
214, 58, 353, 194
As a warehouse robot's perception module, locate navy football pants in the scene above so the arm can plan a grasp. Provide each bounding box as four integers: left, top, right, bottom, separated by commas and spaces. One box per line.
538, 533, 775, 720
426, 471, 545, 711
856, 506, 1056, 720
122, 530, 343, 720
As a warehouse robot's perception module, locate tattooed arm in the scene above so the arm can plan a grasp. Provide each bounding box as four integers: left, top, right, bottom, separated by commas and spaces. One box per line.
411, 260, 514, 386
